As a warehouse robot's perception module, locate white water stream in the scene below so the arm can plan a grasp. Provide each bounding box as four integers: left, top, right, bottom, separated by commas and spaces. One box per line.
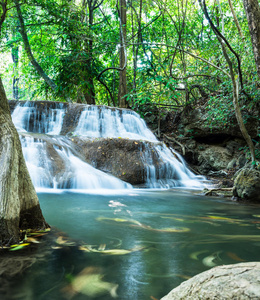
11, 101, 206, 191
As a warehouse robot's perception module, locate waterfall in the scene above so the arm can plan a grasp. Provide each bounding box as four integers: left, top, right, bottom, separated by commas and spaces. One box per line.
11, 101, 206, 191
12, 101, 65, 134
142, 144, 205, 188
75, 106, 157, 141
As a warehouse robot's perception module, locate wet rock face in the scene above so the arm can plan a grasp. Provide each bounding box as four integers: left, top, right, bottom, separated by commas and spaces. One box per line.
233, 168, 260, 202
72, 137, 170, 186
60, 103, 85, 135
161, 262, 260, 300
72, 137, 146, 185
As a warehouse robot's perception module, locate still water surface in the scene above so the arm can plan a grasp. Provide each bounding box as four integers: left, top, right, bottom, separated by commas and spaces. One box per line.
3, 190, 260, 300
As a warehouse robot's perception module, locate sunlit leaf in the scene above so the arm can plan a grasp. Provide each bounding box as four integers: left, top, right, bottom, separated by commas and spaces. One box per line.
9, 243, 30, 251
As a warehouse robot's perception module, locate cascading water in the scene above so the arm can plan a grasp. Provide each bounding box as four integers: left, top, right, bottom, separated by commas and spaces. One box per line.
12, 102, 132, 191
75, 106, 157, 141
12, 101, 65, 134
141, 143, 205, 188
11, 101, 206, 191
75, 106, 206, 188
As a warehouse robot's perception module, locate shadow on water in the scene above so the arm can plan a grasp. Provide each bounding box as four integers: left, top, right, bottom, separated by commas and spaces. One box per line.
1, 190, 260, 300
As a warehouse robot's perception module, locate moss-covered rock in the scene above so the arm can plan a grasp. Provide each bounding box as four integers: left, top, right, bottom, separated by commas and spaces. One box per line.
233, 168, 260, 202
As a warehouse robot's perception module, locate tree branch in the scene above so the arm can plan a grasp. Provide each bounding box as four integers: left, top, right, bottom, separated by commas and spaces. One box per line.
14, 0, 57, 92
199, 0, 248, 97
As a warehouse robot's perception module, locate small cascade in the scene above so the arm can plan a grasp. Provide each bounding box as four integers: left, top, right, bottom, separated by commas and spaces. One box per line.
19, 134, 131, 190
75, 106, 157, 141
12, 101, 65, 135
53, 145, 131, 190
142, 144, 205, 188
20, 135, 55, 188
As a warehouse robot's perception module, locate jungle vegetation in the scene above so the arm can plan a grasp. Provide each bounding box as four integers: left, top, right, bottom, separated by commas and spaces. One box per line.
0, 0, 259, 156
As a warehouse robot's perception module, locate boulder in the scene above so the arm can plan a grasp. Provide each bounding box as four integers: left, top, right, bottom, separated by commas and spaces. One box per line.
71, 137, 175, 186
197, 146, 233, 174
72, 137, 146, 185
233, 168, 260, 202
161, 262, 260, 300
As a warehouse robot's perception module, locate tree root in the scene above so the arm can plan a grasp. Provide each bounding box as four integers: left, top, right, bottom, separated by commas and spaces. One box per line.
163, 134, 186, 155
204, 188, 233, 196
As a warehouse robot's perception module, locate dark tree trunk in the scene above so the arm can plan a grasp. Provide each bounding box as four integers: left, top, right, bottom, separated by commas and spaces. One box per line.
243, 0, 260, 80
84, 5, 95, 105
0, 77, 49, 246
11, 46, 19, 100
118, 0, 128, 108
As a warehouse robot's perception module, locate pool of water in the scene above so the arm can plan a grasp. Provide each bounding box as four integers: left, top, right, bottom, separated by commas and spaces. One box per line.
1, 190, 260, 300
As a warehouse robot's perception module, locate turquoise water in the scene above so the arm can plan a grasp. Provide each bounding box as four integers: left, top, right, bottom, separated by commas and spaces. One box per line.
1, 190, 260, 300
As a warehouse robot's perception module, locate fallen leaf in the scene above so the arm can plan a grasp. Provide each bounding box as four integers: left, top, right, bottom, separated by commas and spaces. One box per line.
226, 252, 245, 262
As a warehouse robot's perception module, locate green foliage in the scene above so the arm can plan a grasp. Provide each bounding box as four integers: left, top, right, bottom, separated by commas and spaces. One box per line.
0, 0, 258, 118
205, 84, 234, 128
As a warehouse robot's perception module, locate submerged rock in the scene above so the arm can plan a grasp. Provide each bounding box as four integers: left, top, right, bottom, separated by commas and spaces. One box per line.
233, 168, 260, 203
161, 262, 260, 300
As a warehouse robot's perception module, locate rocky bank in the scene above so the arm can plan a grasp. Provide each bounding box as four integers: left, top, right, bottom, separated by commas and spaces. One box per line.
143, 103, 260, 202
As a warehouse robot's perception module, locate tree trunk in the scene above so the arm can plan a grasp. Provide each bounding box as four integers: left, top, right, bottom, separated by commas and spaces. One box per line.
243, 0, 260, 80
118, 0, 128, 108
11, 46, 19, 100
83, 3, 95, 105
14, 0, 57, 92
228, 0, 244, 39
199, 0, 256, 163
0, 77, 49, 246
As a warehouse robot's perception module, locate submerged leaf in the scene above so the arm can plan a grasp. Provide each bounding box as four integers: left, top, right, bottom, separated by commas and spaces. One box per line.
96, 217, 142, 226
205, 215, 241, 223
214, 234, 260, 241
138, 224, 190, 233
79, 245, 145, 255
161, 216, 217, 226
26, 237, 40, 244
56, 236, 75, 246
151, 227, 190, 233
226, 252, 245, 262
202, 251, 222, 267
62, 267, 118, 298
190, 250, 209, 260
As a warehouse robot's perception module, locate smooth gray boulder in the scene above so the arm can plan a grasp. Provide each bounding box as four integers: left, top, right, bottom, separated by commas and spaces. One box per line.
161, 262, 260, 300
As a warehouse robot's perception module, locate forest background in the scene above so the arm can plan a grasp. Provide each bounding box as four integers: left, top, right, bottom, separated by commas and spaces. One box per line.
0, 0, 259, 136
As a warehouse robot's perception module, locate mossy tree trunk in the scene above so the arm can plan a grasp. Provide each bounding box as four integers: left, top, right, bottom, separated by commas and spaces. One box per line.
0, 77, 49, 246
243, 0, 260, 80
